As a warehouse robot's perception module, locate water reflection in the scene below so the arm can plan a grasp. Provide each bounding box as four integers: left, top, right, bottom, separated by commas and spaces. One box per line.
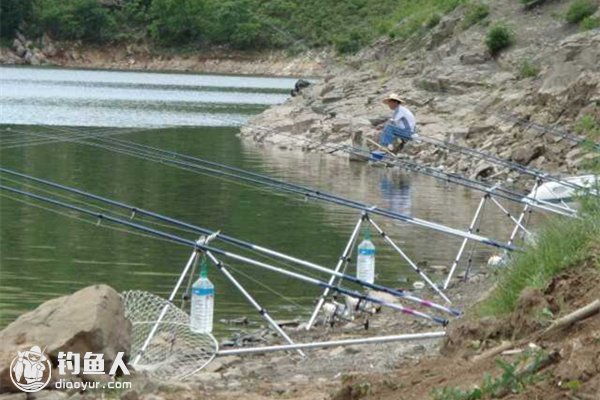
379, 172, 412, 215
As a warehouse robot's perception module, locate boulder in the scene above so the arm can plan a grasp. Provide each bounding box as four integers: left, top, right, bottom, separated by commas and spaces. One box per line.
0, 285, 131, 393
511, 144, 545, 164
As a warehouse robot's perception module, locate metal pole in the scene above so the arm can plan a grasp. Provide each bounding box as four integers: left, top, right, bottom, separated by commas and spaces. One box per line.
489, 197, 531, 236
204, 251, 305, 357
507, 181, 540, 247
0, 184, 451, 325
132, 249, 199, 365
443, 195, 488, 289
0, 178, 458, 316
306, 215, 363, 330
217, 331, 446, 356
366, 217, 451, 304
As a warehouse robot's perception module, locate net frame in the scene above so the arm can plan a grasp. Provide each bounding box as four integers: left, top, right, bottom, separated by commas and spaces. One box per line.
122, 290, 218, 381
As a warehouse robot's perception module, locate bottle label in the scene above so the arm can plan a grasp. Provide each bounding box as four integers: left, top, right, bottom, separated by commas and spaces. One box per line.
192, 288, 214, 296
358, 248, 375, 256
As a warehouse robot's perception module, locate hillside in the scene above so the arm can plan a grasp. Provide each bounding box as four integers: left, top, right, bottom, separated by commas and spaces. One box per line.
241, 0, 600, 186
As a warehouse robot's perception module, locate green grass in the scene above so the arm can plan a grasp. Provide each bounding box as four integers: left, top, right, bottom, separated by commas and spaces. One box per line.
385, 0, 466, 40
430, 350, 547, 400
461, 2, 490, 29
580, 15, 600, 31
478, 198, 600, 317
565, 0, 599, 24
575, 115, 600, 140
518, 59, 540, 78
485, 23, 515, 55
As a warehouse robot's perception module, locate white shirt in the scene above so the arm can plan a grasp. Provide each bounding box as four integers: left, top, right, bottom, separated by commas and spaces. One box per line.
391, 106, 416, 132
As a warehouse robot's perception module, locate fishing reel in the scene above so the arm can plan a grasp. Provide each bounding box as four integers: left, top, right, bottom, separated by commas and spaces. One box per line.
322, 295, 377, 329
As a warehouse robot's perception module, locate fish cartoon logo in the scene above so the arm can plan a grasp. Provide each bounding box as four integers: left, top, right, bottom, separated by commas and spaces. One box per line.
10, 345, 52, 392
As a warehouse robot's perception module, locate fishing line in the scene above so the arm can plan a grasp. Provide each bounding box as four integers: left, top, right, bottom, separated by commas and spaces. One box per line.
1, 169, 462, 315
0, 175, 204, 237
6, 122, 577, 223
412, 130, 596, 195
4, 126, 513, 251
0, 192, 183, 247
0, 183, 453, 325
0, 190, 309, 310
1, 171, 324, 281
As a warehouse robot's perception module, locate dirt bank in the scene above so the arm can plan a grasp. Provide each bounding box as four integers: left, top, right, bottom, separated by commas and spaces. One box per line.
332, 247, 600, 400
1, 37, 327, 77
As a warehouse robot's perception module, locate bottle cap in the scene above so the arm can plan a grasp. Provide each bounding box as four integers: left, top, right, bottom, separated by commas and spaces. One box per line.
199, 255, 209, 278
362, 227, 371, 240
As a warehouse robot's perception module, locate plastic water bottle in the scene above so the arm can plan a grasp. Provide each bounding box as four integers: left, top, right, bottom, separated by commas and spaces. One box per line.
191, 257, 214, 333
357, 230, 375, 284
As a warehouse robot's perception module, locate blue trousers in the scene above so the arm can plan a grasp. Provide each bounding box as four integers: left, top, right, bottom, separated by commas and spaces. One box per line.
380, 124, 413, 146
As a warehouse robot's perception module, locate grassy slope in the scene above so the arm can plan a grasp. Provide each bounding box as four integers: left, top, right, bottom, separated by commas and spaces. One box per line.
478, 196, 600, 317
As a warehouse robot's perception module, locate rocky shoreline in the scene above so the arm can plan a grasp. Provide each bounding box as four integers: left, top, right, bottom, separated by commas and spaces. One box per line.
1, 33, 326, 77
0, 265, 494, 400
240, 2, 600, 188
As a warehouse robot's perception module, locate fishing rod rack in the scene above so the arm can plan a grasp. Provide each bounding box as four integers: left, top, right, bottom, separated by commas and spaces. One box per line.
442, 181, 542, 289
306, 210, 454, 330
0, 169, 457, 379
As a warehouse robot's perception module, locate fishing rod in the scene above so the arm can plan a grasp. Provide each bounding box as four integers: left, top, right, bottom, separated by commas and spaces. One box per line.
0, 183, 452, 326
0, 167, 460, 315
493, 110, 600, 152
410, 131, 598, 196
2, 126, 516, 251
0, 125, 161, 150
97, 126, 578, 218
0, 114, 581, 218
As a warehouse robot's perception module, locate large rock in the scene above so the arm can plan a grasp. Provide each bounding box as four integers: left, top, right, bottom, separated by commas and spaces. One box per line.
0, 285, 131, 393
511, 144, 545, 164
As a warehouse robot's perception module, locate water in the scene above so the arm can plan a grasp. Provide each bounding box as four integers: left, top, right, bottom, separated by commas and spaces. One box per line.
0, 66, 530, 335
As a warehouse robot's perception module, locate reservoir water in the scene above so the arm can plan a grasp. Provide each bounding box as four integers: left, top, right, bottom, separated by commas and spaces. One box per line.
0, 66, 528, 334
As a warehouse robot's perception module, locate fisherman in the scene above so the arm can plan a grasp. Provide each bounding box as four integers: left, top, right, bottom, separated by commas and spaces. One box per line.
380, 93, 416, 153
12, 345, 47, 384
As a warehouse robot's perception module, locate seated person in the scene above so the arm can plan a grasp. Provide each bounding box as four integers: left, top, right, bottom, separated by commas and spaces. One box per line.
380, 93, 416, 153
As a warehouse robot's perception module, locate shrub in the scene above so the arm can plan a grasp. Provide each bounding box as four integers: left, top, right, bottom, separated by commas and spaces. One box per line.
0, 0, 34, 38
148, 0, 212, 46
518, 59, 540, 78
580, 16, 600, 31
426, 13, 442, 28
333, 30, 365, 54
485, 23, 514, 55
32, 0, 115, 43
461, 2, 490, 29
565, 0, 598, 24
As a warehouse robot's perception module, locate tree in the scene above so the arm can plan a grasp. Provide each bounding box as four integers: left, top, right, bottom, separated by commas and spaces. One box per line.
0, 0, 34, 38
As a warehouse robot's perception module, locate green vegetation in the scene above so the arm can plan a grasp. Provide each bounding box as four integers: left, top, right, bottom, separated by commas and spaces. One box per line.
0, 0, 33, 38
430, 350, 547, 400
31, 0, 116, 43
478, 197, 600, 317
485, 23, 514, 55
579, 15, 600, 31
1, 0, 470, 53
461, 2, 490, 29
426, 13, 443, 29
565, 0, 598, 24
575, 115, 600, 140
518, 59, 540, 78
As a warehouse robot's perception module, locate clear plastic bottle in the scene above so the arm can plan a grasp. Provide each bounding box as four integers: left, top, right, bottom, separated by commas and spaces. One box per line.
356, 229, 376, 284
190, 256, 214, 333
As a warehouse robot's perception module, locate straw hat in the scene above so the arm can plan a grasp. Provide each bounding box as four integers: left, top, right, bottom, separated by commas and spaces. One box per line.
383, 93, 405, 104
